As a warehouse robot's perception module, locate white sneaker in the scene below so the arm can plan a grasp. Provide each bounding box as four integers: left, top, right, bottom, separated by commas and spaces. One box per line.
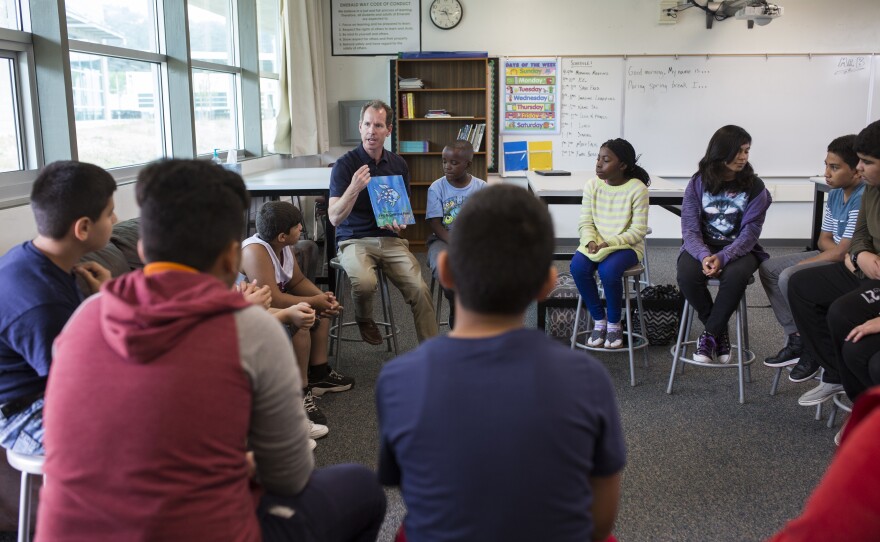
308, 420, 329, 439
797, 382, 844, 406
309, 438, 317, 451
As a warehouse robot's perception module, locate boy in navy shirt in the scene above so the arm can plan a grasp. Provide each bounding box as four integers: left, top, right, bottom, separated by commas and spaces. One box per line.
0, 161, 116, 454
377, 185, 625, 542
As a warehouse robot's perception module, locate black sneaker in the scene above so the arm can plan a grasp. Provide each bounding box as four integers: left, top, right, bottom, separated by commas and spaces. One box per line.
764, 334, 803, 368
303, 389, 327, 425
789, 355, 820, 383
309, 368, 355, 397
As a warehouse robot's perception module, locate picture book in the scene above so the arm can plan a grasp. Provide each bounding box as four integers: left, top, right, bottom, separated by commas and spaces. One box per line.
366, 175, 416, 227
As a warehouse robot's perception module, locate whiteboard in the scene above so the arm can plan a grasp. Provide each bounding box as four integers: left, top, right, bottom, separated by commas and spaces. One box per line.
622, 55, 874, 177
500, 57, 625, 174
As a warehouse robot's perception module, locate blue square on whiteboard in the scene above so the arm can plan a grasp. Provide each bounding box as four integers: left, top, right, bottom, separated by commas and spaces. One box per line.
504, 141, 528, 172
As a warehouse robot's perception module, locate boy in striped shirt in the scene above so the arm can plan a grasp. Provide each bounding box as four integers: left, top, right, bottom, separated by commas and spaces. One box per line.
759, 134, 864, 379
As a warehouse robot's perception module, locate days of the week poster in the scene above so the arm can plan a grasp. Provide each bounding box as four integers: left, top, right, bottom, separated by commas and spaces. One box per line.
501, 58, 561, 134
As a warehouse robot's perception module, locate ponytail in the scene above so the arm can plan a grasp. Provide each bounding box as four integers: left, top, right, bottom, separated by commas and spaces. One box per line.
601, 138, 651, 187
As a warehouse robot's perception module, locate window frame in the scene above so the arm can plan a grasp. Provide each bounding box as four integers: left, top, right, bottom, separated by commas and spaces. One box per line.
0, 0, 269, 208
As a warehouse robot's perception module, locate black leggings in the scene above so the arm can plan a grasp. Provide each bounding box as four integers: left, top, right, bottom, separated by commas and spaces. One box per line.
676, 251, 759, 336
828, 282, 880, 400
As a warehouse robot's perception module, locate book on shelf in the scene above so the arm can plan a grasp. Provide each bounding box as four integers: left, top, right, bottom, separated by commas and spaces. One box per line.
398, 76, 424, 89
455, 122, 486, 151
425, 110, 451, 118
366, 175, 416, 227
399, 140, 429, 153
400, 93, 416, 119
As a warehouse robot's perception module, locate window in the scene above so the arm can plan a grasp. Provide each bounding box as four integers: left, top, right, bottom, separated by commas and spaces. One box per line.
70, 53, 164, 169
188, 0, 235, 66
65, 0, 158, 53
193, 69, 238, 155
0, 57, 22, 172
0, 0, 271, 204
260, 77, 279, 150
257, 0, 280, 152
0, 0, 21, 31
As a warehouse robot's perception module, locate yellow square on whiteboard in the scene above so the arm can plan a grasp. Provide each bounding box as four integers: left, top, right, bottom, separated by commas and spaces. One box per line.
528, 141, 553, 170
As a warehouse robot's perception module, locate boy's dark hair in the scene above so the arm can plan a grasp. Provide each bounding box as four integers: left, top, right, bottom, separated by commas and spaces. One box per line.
448, 185, 554, 315
447, 140, 474, 161
827, 134, 858, 169
855, 120, 880, 159
698, 125, 759, 194
601, 138, 650, 186
360, 99, 394, 126
136, 159, 249, 271
257, 201, 302, 241
31, 161, 116, 239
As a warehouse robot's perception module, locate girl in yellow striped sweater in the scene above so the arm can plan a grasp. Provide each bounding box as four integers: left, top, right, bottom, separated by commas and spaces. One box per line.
571, 139, 650, 348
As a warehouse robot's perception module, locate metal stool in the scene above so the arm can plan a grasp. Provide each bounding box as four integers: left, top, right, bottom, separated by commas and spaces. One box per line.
641, 227, 653, 288
428, 276, 450, 328
667, 276, 756, 404
6, 449, 44, 542
570, 264, 649, 387
826, 392, 852, 428
329, 258, 400, 367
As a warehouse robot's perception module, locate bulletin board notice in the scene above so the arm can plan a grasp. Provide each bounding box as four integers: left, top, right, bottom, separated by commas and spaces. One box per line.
501, 58, 561, 135
331, 0, 420, 56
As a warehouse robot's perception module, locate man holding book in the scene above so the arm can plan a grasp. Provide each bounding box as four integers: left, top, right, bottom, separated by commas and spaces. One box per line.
329, 99, 438, 344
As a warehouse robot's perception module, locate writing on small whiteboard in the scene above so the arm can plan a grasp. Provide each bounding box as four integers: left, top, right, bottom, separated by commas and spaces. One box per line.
559, 59, 621, 162
834, 56, 868, 76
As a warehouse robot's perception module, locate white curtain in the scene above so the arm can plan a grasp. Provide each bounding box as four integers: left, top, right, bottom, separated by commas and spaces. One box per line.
274, 0, 329, 156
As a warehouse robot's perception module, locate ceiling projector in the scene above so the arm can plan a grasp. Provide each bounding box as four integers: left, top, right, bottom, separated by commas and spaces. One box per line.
734, 3, 783, 26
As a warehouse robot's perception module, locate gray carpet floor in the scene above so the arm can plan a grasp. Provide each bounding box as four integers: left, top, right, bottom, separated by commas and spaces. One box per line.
312, 244, 839, 542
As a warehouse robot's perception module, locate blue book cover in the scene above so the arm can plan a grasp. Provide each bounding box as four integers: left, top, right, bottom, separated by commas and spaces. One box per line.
366, 175, 416, 227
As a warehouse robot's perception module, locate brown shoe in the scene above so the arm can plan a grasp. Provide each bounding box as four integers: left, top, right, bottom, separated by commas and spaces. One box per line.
356, 319, 384, 345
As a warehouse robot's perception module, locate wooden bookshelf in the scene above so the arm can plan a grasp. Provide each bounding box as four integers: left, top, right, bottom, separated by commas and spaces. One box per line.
392, 58, 490, 250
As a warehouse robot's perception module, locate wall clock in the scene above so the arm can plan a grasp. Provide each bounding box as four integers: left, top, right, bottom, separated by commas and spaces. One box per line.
430, 0, 463, 30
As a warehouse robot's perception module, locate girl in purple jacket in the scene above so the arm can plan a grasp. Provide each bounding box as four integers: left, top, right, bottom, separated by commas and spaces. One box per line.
677, 125, 771, 363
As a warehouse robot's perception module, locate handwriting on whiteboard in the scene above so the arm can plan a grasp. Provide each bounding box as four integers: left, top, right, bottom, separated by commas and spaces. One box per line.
626, 65, 711, 93
834, 56, 867, 76
559, 62, 619, 160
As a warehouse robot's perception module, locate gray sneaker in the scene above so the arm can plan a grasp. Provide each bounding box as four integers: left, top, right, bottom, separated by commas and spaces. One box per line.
797, 382, 845, 406
587, 327, 606, 347
604, 328, 623, 349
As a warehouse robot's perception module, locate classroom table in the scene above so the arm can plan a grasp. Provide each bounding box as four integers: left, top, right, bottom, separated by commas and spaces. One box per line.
809, 176, 832, 250
525, 171, 686, 216
245, 167, 336, 287
526, 171, 686, 331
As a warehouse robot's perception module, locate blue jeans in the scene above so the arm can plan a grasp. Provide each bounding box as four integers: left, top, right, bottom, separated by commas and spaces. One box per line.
0, 396, 45, 455
570, 250, 639, 324
259, 463, 386, 542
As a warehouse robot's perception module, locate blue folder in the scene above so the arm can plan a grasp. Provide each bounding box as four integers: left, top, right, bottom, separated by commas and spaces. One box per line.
503, 141, 528, 172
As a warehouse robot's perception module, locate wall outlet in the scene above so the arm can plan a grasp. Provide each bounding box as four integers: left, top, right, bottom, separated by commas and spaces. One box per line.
659, 0, 679, 24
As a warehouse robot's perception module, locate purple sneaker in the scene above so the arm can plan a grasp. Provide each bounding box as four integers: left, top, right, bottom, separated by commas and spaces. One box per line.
693, 331, 717, 363
716, 331, 731, 363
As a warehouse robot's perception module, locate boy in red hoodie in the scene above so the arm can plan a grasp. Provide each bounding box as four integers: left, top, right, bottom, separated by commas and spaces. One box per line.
37, 160, 385, 542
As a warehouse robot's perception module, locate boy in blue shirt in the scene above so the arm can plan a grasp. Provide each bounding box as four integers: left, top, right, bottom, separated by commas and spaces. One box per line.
759, 135, 864, 380
377, 185, 625, 542
425, 140, 486, 327
0, 161, 116, 454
